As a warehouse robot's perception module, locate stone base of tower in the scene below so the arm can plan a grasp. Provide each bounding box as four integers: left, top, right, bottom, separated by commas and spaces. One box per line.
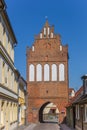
27, 98, 68, 124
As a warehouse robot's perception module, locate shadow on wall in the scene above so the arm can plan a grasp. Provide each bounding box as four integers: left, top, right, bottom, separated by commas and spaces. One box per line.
61, 116, 66, 124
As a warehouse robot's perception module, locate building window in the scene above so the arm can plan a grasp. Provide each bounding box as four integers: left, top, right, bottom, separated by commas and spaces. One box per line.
76, 105, 80, 120
1, 102, 4, 125
29, 64, 34, 81
59, 64, 65, 81
44, 64, 50, 81
52, 64, 57, 81
10, 103, 12, 122
36, 64, 42, 81
2, 61, 5, 83
6, 31, 8, 46
3, 24, 5, 35
85, 104, 87, 122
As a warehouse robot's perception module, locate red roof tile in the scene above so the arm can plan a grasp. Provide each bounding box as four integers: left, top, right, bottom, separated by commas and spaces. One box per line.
66, 86, 83, 107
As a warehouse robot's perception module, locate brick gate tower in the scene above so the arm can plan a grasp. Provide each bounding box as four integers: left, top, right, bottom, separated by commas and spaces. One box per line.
26, 20, 69, 123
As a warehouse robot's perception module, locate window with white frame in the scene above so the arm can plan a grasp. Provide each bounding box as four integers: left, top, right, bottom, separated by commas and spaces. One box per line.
52, 64, 57, 81
85, 104, 87, 122
36, 64, 42, 81
44, 64, 50, 81
76, 104, 80, 120
29, 64, 34, 81
59, 64, 65, 81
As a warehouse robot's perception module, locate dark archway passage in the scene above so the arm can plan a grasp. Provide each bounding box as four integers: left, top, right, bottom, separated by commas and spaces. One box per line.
39, 102, 50, 122
39, 102, 59, 123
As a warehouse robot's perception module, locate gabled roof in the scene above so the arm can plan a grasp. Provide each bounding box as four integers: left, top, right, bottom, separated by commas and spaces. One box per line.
73, 94, 87, 104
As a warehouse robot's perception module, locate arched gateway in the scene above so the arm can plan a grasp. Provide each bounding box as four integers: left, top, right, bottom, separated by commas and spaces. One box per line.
39, 102, 59, 123
26, 21, 69, 123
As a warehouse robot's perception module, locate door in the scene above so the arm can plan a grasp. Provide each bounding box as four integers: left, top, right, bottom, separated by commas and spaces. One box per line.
73, 106, 76, 128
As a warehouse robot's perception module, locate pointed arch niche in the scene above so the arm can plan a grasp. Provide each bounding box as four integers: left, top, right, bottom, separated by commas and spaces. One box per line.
36, 64, 42, 81
52, 64, 57, 81
44, 64, 50, 81
29, 64, 34, 81
59, 64, 65, 81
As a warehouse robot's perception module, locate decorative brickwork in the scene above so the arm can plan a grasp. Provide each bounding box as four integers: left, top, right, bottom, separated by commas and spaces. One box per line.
26, 20, 69, 123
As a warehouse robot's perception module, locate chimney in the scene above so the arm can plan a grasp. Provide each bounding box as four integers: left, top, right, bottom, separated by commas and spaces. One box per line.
81, 74, 87, 95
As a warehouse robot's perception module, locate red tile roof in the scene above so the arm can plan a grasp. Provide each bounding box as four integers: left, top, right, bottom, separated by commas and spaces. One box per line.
66, 86, 83, 107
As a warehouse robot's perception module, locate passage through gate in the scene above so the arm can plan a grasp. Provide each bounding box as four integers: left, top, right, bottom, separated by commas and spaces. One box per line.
39, 102, 59, 123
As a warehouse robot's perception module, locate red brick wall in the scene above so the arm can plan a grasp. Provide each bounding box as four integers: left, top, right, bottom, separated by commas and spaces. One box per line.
26, 21, 69, 123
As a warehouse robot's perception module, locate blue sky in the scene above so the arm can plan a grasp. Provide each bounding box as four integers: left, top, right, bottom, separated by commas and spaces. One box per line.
5, 0, 87, 90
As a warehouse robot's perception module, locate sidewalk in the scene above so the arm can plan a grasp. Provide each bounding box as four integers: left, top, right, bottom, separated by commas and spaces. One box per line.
60, 124, 75, 130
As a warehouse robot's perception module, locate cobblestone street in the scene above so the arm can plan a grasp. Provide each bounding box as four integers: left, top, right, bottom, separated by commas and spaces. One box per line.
17, 123, 60, 130
17, 123, 76, 130
33, 123, 60, 130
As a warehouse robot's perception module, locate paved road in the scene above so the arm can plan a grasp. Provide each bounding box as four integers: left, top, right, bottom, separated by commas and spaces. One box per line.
24, 123, 60, 130
33, 123, 60, 130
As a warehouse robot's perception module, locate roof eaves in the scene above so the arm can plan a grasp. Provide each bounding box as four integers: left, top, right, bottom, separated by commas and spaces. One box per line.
3, 10, 17, 44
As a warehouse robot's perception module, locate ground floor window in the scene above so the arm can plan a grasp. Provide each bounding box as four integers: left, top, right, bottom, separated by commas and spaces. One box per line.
1, 102, 4, 125
85, 104, 87, 122
76, 104, 80, 120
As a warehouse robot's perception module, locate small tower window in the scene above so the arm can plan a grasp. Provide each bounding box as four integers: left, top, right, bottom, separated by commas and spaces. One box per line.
32, 46, 34, 51
51, 32, 53, 38
44, 27, 46, 37
60, 45, 62, 51
40, 33, 42, 39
